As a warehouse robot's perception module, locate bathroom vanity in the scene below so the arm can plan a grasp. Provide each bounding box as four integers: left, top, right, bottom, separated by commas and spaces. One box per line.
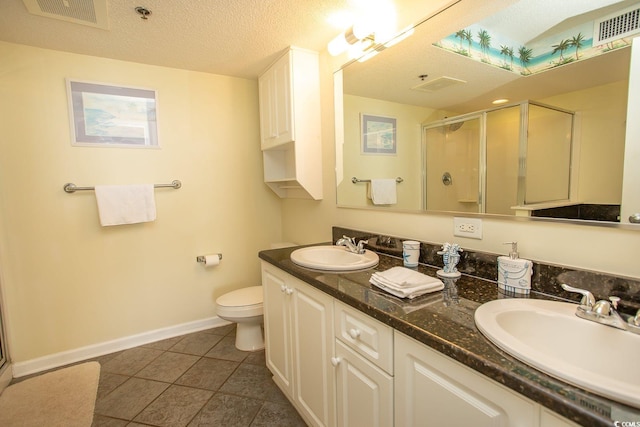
259, 244, 640, 427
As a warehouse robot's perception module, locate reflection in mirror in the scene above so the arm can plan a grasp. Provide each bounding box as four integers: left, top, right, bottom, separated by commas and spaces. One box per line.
335, 0, 636, 225
422, 101, 575, 216
424, 116, 481, 213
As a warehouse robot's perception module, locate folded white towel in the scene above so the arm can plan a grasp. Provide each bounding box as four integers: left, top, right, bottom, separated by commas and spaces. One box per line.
370, 179, 397, 205
94, 184, 156, 226
370, 267, 444, 299
371, 267, 440, 288
370, 278, 443, 299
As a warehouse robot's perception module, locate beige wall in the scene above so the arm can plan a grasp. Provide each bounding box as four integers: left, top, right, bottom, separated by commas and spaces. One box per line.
281, 52, 638, 280
0, 42, 282, 362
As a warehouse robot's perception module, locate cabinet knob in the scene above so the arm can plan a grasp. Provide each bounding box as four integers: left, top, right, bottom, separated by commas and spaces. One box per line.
330, 357, 341, 367
285, 287, 293, 295
280, 285, 287, 293
348, 328, 361, 339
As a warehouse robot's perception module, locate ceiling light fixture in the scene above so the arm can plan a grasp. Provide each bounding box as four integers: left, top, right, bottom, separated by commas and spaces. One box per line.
492, 98, 509, 105
327, 21, 374, 56
328, 2, 406, 62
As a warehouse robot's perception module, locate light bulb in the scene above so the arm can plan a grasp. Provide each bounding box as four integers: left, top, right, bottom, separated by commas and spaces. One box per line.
328, 33, 350, 56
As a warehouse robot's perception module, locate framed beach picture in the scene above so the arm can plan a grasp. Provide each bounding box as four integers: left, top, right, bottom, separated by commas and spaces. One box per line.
361, 114, 396, 155
66, 79, 159, 148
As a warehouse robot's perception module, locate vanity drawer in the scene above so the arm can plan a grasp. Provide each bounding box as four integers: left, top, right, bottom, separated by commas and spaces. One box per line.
334, 300, 393, 374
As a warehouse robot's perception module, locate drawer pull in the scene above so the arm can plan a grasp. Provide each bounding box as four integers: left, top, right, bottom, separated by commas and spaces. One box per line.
348, 328, 361, 339
285, 287, 293, 295
280, 285, 287, 293
331, 357, 341, 367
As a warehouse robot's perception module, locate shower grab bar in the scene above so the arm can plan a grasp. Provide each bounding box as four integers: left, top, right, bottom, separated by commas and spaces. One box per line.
63, 180, 182, 193
352, 177, 403, 184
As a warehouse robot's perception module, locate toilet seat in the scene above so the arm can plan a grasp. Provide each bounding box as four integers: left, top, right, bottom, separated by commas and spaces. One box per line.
216, 286, 263, 318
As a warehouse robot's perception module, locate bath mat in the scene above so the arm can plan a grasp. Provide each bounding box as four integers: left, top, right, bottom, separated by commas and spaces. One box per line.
0, 361, 100, 426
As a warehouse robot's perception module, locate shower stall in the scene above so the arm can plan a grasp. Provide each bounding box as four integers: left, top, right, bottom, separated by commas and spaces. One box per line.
422, 101, 574, 215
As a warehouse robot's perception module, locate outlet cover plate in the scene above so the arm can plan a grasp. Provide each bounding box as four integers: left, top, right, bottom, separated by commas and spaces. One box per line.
453, 217, 483, 239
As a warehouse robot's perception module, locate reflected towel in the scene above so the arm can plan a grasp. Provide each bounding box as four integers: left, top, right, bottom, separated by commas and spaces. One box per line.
94, 184, 156, 226
370, 179, 397, 205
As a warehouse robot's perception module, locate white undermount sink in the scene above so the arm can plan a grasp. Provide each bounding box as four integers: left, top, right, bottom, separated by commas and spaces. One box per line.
290, 245, 379, 271
475, 298, 640, 409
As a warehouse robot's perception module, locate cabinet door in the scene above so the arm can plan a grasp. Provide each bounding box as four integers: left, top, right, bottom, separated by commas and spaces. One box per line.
262, 266, 293, 395
395, 332, 537, 427
258, 71, 276, 147
272, 54, 293, 145
259, 52, 293, 149
290, 278, 335, 427
334, 340, 393, 427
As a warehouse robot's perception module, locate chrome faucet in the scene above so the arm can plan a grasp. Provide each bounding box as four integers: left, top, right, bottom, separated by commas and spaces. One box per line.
561, 284, 628, 331
336, 235, 368, 254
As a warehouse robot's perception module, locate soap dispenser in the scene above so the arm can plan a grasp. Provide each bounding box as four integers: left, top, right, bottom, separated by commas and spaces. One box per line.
497, 242, 533, 295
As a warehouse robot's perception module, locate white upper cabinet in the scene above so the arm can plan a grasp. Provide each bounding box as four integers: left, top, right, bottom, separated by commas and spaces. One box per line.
258, 47, 322, 200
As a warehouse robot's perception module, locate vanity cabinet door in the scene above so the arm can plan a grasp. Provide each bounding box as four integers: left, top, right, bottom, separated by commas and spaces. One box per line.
261, 262, 335, 427
262, 263, 293, 395
334, 339, 393, 427
395, 332, 537, 427
290, 278, 335, 427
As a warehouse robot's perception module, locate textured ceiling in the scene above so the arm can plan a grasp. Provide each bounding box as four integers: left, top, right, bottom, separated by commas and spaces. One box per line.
0, 0, 633, 112
0, 0, 448, 79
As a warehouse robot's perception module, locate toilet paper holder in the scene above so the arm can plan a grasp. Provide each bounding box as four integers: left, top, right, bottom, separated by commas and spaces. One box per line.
196, 254, 222, 263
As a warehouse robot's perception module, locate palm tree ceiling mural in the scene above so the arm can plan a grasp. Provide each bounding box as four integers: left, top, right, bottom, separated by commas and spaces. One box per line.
435, 0, 639, 76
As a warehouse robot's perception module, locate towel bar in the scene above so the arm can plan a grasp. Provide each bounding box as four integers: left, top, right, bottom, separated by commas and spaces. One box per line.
63, 180, 182, 193
352, 177, 403, 184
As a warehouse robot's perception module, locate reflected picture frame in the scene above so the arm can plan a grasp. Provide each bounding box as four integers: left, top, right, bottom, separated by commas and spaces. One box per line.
66, 79, 159, 148
361, 113, 396, 155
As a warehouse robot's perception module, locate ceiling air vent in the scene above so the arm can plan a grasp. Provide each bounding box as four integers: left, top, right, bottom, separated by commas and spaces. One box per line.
22, 0, 109, 29
593, 3, 640, 46
411, 76, 467, 93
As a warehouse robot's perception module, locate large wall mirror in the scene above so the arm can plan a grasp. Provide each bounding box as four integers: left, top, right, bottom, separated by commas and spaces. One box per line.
334, 0, 640, 228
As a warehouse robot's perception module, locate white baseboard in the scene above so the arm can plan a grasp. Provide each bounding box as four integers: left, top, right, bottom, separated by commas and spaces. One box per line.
12, 316, 231, 378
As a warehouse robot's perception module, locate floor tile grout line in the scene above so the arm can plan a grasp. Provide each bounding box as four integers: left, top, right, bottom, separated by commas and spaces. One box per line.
92, 325, 304, 426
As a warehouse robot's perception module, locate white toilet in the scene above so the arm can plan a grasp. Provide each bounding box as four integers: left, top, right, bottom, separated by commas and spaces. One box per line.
215, 286, 264, 351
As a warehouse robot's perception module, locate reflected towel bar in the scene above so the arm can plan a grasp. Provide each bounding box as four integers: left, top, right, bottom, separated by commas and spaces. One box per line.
63, 180, 182, 193
352, 177, 403, 184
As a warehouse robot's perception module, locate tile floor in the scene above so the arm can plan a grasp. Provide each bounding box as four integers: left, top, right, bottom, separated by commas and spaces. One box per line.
88, 324, 307, 426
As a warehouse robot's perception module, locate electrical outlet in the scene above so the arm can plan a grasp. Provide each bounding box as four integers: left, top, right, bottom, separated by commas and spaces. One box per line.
453, 217, 483, 239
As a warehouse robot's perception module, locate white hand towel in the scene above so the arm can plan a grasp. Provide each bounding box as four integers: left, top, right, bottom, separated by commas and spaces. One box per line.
370, 179, 397, 205
370, 278, 443, 299
372, 267, 440, 288
370, 266, 444, 299
94, 184, 156, 226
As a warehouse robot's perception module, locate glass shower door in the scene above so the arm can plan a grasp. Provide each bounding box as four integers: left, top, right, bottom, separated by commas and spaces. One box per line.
423, 116, 482, 212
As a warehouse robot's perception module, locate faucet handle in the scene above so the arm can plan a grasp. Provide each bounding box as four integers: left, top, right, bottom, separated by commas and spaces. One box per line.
561, 284, 596, 308
609, 296, 620, 309
593, 300, 612, 316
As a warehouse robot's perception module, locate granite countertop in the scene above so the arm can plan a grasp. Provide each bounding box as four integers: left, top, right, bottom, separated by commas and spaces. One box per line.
259, 244, 640, 427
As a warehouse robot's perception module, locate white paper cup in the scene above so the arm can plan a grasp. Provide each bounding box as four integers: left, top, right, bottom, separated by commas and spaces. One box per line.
402, 240, 420, 267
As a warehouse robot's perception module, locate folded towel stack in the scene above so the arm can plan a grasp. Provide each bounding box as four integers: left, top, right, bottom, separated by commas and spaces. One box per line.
370, 266, 444, 299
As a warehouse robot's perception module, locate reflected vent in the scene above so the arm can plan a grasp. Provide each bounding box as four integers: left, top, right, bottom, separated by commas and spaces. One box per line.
593, 4, 640, 46
411, 76, 466, 93
22, 0, 109, 29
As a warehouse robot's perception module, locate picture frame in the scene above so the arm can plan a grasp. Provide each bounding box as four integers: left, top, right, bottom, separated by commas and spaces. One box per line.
66, 79, 159, 148
361, 114, 396, 155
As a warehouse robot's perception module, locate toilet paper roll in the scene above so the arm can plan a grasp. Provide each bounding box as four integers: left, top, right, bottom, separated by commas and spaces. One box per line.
203, 254, 220, 267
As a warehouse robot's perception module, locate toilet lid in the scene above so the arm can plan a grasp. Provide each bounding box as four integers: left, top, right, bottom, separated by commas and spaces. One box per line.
216, 286, 263, 307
